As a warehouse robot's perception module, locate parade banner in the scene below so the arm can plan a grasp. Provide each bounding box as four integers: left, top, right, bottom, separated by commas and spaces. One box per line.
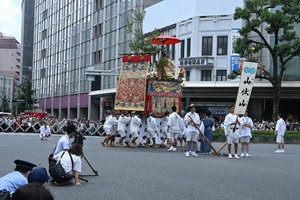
115, 56, 150, 111
146, 80, 182, 116
234, 61, 258, 115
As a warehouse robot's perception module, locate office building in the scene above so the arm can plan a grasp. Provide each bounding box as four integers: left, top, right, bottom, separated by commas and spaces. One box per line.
90, 0, 300, 120
20, 0, 35, 82
0, 32, 21, 100
33, 0, 162, 119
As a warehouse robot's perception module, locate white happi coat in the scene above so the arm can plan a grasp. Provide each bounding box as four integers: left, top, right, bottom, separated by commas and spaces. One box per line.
239, 116, 253, 138
130, 115, 141, 134
117, 115, 131, 131
169, 112, 184, 134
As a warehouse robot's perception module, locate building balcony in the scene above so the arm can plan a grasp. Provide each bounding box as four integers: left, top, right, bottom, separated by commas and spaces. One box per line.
179, 57, 214, 68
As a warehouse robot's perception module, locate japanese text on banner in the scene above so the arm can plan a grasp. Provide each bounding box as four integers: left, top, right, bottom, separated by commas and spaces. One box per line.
234, 62, 258, 115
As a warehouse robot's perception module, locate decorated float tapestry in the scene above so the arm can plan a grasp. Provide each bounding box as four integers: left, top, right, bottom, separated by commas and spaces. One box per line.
147, 80, 182, 116
115, 56, 150, 111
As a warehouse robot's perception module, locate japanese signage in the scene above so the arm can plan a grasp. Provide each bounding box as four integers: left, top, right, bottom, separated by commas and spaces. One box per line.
208, 107, 229, 115
234, 62, 258, 115
231, 28, 240, 55
230, 55, 240, 71
230, 28, 240, 71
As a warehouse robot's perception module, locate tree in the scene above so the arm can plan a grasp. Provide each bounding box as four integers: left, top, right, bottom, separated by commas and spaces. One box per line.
233, 0, 300, 120
16, 79, 37, 113
127, 9, 159, 54
1, 94, 11, 113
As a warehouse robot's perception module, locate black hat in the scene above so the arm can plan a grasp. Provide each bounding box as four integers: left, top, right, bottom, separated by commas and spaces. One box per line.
150, 112, 156, 117
14, 159, 36, 172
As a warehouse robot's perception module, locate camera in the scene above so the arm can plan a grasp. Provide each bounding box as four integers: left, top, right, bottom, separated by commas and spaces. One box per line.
73, 131, 86, 147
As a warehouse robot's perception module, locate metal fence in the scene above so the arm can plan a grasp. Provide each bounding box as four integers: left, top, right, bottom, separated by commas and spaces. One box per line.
0, 121, 105, 136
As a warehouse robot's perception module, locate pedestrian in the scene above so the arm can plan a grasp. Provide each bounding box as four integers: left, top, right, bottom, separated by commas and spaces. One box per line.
200, 110, 215, 155
40, 121, 51, 141
224, 104, 241, 159
129, 111, 141, 148
0, 159, 36, 194
53, 143, 83, 186
274, 113, 286, 153
177, 111, 185, 148
168, 106, 184, 152
102, 110, 118, 146
53, 124, 77, 156
184, 104, 200, 157
160, 111, 170, 148
239, 110, 253, 157
145, 112, 159, 148
117, 110, 131, 147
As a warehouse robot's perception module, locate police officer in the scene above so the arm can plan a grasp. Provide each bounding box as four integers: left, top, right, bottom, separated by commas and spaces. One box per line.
0, 159, 36, 193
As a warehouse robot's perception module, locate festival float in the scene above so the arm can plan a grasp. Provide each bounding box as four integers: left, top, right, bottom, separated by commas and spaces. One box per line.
114, 35, 185, 117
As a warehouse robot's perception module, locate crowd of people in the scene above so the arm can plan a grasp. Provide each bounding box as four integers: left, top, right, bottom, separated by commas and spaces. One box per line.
0, 116, 105, 136
0, 103, 291, 199
218, 117, 299, 131
0, 124, 83, 199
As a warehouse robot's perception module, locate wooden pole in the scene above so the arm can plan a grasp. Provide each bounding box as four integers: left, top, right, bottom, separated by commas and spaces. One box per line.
188, 116, 220, 157
213, 141, 228, 157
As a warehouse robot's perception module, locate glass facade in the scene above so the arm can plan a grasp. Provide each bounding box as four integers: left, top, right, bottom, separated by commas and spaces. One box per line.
33, 0, 142, 118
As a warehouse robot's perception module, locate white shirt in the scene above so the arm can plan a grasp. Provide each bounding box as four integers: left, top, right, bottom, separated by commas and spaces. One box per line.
40, 125, 50, 136
275, 118, 286, 136
147, 116, 157, 133
54, 134, 71, 156
54, 151, 82, 174
224, 113, 240, 136
117, 115, 131, 131
184, 112, 200, 133
169, 112, 184, 134
239, 116, 253, 137
103, 115, 118, 130
161, 116, 169, 133
130, 115, 141, 133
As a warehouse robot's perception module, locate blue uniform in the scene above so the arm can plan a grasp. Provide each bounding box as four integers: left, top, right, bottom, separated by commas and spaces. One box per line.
200, 117, 215, 153
0, 171, 28, 193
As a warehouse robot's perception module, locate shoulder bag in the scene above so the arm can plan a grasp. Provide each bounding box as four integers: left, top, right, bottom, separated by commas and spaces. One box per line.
49, 151, 74, 182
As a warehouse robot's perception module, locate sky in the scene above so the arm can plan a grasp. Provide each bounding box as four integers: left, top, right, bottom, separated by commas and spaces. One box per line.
0, 0, 22, 42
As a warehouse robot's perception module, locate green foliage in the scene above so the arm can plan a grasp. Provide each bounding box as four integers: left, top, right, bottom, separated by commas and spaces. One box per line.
15, 79, 37, 113
233, 0, 300, 120
156, 56, 169, 69
1, 94, 11, 112
127, 9, 159, 54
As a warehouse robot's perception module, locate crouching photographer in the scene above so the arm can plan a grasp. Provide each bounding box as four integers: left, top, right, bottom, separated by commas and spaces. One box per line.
50, 143, 83, 186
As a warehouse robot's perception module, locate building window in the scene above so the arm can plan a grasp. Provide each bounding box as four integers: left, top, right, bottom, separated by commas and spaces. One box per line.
93, 23, 102, 38
185, 70, 190, 81
187, 38, 191, 57
217, 36, 228, 55
171, 44, 175, 60
216, 70, 227, 81
93, 50, 102, 64
95, 0, 103, 11
201, 70, 211, 81
202, 37, 212, 55
180, 40, 185, 58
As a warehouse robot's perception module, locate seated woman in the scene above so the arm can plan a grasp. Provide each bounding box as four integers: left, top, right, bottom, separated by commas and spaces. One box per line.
53, 143, 83, 186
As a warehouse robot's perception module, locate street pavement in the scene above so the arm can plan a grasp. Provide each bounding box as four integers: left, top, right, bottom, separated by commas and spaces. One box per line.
0, 132, 299, 200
